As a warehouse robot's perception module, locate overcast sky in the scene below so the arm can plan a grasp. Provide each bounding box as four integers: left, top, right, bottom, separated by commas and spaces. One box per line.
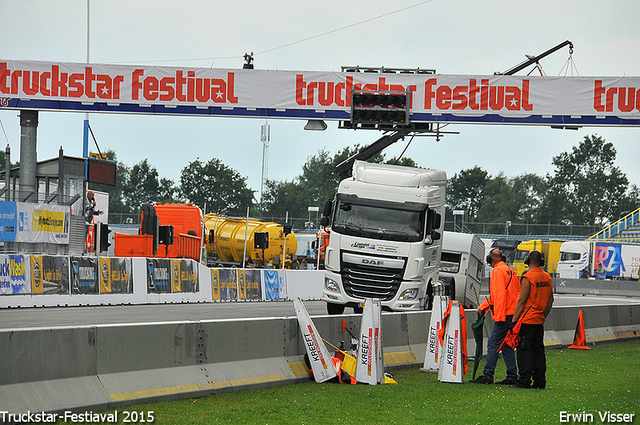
1, 0, 639, 205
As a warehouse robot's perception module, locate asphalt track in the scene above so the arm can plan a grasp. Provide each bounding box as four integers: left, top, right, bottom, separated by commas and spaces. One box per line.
1, 294, 639, 330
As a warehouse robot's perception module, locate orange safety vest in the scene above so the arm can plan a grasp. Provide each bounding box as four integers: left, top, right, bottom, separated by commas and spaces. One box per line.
479, 261, 520, 322
520, 267, 553, 325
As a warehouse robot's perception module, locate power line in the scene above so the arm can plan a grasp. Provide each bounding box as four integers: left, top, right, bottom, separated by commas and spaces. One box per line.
255, 0, 434, 56
112, 0, 435, 65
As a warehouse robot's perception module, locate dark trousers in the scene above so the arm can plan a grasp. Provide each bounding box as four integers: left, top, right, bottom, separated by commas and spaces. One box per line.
483, 318, 518, 381
517, 323, 546, 388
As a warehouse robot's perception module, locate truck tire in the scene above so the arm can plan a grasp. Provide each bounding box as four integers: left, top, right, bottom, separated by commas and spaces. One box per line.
440, 276, 455, 301
425, 282, 434, 310
327, 302, 345, 315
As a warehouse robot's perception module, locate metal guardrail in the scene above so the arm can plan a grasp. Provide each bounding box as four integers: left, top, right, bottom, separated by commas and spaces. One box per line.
589, 207, 640, 242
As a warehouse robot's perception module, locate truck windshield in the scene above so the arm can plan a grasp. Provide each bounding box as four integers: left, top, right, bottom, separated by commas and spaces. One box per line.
560, 251, 582, 261
514, 250, 529, 261
440, 252, 461, 273
332, 200, 425, 242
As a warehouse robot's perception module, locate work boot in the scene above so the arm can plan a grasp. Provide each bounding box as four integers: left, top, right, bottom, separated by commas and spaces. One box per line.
509, 381, 531, 389
469, 375, 493, 384
495, 378, 517, 385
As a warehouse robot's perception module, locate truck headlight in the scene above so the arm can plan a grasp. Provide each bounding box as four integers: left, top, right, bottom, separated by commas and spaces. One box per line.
398, 288, 418, 300
325, 277, 341, 293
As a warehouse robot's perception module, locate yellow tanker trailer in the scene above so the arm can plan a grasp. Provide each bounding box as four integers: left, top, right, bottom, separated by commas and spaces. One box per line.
204, 214, 297, 268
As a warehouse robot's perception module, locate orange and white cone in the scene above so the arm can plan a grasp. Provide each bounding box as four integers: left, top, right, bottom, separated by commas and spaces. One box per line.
569, 310, 591, 350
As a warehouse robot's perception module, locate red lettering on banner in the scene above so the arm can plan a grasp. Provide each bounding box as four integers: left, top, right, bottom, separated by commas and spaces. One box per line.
69, 72, 84, 97
176, 71, 186, 102
39, 71, 51, 96
196, 78, 210, 102
22, 71, 39, 95
132, 68, 238, 104
424, 78, 533, 112
593, 80, 640, 113
84, 67, 95, 98
0, 63, 10, 94
227, 72, 238, 103
489, 86, 504, 110
51, 66, 68, 97
618, 87, 636, 112
469, 79, 480, 110
144, 76, 159, 101
318, 82, 334, 106
187, 71, 195, 102
0, 62, 124, 100
11, 70, 21, 95
296, 75, 415, 108
160, 77, 175, 101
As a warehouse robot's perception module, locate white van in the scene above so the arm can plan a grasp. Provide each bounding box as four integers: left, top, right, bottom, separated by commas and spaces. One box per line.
439, 231, 485, 308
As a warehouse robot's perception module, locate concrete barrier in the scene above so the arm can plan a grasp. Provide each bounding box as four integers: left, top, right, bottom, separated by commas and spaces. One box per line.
0, 302, 638, 416
554, 277, 640, 297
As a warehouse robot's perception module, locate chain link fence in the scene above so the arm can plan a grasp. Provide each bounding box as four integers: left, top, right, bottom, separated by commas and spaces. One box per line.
108, 212, 602, 238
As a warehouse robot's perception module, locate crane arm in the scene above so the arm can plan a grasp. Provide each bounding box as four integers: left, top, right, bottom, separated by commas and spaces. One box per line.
497, 40, 574, 76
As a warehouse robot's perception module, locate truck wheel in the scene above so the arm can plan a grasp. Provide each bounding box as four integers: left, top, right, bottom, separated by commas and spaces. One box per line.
425, 282, 434, 310
326, 303, 345, 315
441, 276, 455, 300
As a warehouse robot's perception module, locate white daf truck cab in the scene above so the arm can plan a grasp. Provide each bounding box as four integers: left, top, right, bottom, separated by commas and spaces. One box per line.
320, 161, 446, 314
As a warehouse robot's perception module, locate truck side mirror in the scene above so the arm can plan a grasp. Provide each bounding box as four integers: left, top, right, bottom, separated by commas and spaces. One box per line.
319, 216, 329, 227
322, 199, 333, 217
433, 212, 442, 229
431, 230, 441, 241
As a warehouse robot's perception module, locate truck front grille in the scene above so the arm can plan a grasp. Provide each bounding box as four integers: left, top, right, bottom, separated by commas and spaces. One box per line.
341, 264, 403, 301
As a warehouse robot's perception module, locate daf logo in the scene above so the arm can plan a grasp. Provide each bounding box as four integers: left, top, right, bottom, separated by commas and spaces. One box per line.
362, 259, 384, 266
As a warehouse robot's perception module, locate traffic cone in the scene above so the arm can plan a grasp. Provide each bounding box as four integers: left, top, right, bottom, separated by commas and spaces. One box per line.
569, 310, 591, 350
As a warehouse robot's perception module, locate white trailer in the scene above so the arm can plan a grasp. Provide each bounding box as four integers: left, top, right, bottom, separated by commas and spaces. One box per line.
557, 240, 640, 279
439, 231, 485, 309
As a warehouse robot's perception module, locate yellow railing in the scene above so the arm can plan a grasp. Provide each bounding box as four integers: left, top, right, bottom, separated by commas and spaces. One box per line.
589, 207, 640, 241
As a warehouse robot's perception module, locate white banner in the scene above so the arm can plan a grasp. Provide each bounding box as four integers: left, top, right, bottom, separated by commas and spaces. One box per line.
0, 201, 70, 244
1, 60, 639, 126
0, 254, 30, 295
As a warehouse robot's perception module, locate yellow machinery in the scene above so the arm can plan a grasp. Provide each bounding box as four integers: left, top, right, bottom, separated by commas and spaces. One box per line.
204, 214, 297, 268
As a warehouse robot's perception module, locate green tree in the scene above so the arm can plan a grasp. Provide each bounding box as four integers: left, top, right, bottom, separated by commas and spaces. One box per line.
447, 166, 489, 221
386, 156, 419, 168
477, 173, 520, 223
124, 159, 163, 209
180, 158, 254, 215
542, 134, 631, 226
259, 144, 420, 224
510, 173, 547, 223
260, 179, 307, 219
159, 177, 180, 204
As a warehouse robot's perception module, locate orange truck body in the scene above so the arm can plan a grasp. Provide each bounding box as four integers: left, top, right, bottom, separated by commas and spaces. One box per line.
114, 203, 203, 261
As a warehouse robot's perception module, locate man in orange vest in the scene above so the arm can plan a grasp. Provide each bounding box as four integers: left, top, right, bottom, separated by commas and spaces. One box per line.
511, 250, 554, 389
470, 248, 520, 385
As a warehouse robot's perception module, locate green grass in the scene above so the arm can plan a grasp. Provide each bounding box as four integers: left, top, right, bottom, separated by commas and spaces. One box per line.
59, 340, 640, 424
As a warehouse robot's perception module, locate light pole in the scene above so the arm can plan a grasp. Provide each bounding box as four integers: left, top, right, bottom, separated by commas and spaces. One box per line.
308, 206, 319, 230
453, 210, 464, 232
